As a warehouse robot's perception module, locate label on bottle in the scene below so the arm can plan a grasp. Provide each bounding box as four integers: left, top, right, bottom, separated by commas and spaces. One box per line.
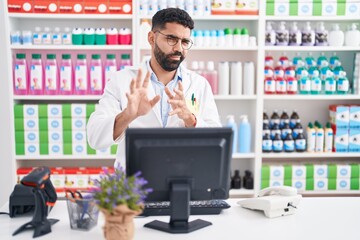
45, 65, 57, 90
295, 139, 306, 150
287, 79, 297, 92
262, 140, 272, 151
30, 65, 43, 90
271, 129, 281, 139
263, 129, 271, 137
325, 79, 336, 92
311, 79, 322, 92
337, 79, 349, 92
272, 140, 283, 152
75, 65, 87, 91
299, 79, 311, 92
276, 79, 287, 93
15, 65, 27, 90
60, 66, 72, 91
264, 79, 275, 93
90, 66, 102, 91
62, 33, 72, 44
281, 129, 292, 139
105, 66, 117, 82
293, 128, 303, 139
284, 140, 295, 151
33, 33, 41, 44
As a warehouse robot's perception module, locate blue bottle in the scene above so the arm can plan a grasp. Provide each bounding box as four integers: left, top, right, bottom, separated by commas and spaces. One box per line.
238, 115, 251, 153
226, 115, 238, 154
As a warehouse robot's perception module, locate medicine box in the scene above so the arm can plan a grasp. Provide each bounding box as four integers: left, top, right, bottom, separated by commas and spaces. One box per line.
349, 129, 360, 152
333, 129, 349, 152
349, 105, 360, 129
330, 105, 349, 130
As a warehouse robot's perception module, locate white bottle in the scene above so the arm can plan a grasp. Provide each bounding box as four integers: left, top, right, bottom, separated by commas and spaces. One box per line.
324, 123, 334, 152
42, 27, 52, 45
306, 123, 316, 152
52, 27, 62, 45
328, 24, 344, 47
345, 23, 360, 47
139, 19, 151, 49
218, 61, 230, 95
275, 21, 289, 46
289, 22, 301, 46
62, 27, 72, 45
230, 61, 242, 95
33, 27, 42, 45
302, 22, 315, 46
315, 124, 325, 152
265, 22, 276, 46
243, 61, 255, 95
315, 22, 328, 46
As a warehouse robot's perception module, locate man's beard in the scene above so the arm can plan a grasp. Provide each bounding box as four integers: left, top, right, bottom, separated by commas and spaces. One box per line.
154, 42, 184, 72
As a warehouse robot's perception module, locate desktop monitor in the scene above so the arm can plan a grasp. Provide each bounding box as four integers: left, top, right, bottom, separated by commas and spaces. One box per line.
126, 127, 233, 234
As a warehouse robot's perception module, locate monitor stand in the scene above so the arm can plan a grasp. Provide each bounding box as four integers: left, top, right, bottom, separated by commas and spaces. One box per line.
144, 182, 212, 234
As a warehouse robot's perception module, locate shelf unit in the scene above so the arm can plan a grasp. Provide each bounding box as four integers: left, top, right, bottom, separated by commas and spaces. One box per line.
2, 1, 360, 201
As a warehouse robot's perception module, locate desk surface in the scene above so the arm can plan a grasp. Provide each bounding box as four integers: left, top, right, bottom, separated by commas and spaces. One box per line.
1, 197, 359, 240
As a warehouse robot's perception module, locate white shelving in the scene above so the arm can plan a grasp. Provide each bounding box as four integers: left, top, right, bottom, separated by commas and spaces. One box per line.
11, 45, 133, 50
13, 95, 101, 101
8, 13, 133, 19
16, 155, 115, 160
262, 152, 360, 159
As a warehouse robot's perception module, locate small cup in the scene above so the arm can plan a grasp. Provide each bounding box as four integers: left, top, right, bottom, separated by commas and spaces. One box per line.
66, 198, 99, 231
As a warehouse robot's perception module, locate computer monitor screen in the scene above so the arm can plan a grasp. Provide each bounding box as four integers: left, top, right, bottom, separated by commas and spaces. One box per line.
126, 127, 233, 234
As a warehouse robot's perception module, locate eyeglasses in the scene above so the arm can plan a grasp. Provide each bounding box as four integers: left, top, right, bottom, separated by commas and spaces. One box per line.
154, 31, 193, 50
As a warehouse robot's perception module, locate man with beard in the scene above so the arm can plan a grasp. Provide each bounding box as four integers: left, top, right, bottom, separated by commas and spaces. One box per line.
87, 8, 221, 167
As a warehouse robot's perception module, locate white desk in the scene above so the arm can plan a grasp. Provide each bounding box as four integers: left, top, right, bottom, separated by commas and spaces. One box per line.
0, 197, 359, 240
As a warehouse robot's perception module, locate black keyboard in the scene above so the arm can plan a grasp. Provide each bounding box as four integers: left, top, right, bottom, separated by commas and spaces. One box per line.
141, 200, 231, 216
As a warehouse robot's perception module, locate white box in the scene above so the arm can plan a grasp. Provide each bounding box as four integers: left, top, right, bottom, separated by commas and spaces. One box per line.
72, 130, 86, 143
349, 129, 360, 152
337, 179, 351, 190
346, 0, 360, 16
97, 147, 111, 155
337, 165, 351, 179
49, 143, 63, 155
48, 118, 63, 131
349, 106, 360, 129
47, 104, 62, 118
334, 130, 349, 152
314, 178, 328, 191
314, 164, 328, 178
24, 131, 39, 143
292, 179, 306, 191
298, 0, 313, 16
49, 130, 63, 143
71, 104, 86, 118
292, 165, 306, 179
24, 105, 38, 118
269, 166, 284, 180
269, 179, 284, 187
24, 118, 39, 131
25, 143, 39, 155
274, 0, 289, 16
72, 118, 87, 130
322, 1, 337, 16
72, 142, 87, 155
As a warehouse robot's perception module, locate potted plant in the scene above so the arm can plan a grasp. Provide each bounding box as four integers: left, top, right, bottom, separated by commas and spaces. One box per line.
90, 164, 152, 240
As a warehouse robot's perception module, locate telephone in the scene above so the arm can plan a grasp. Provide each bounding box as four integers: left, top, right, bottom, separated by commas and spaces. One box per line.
237, 186, 302, 218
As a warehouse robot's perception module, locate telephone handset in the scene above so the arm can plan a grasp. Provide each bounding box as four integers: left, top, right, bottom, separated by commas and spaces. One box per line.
258, 186, 297, 197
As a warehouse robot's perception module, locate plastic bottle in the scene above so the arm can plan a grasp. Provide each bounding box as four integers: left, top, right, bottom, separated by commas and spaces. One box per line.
295, 132, 306, 152
329, 53, 340, 70
90, 54, 103, 95
302, 22, 315, 46
293, 53, 303, 70
118, 28, 132, 45
284, 133, 295, 152
238, 115, 251, 153
317, 53, 328, 69
139, 19, 151, 49
243, 170, 254, 189
83, 27, 95, 45
262, 133, 272, 153
218, 61, 230, 95
104, 54, 117, 83
299, 70, 311, 94
274, 61, 284, 79
337, 71, 349, 94
264, 77, 276, 94
217, 30, 225, 47
120, 54, 131, 70
284, 63, 296, 79
270, 110, 280, 128
311, 70, 322, 94
333, 62, 344, 80
279, 54, 289, 68
276, 21, 289, 46
281, 122, 292, 140
306, 122, 316, 152
52, 27, 62, 45
243, 62, 255, 95
95, 27, 106, 45
272, 133, 283, 153
233, 28, 241, 47
62, 27, 72, 45
72, 28, 83, 45
315, 123, 325, 152
315, 22, 328, 46
263, 111, 269, 125
325, 71, 336, 95
271, 123, 281, 140
22, 30, 32, 45
106, 28, 118, 45
205, 61, 218, 95
263, 122, 271, 137
42, 27, 52, 45
324, 122, 334, 152
226, 115, 238, 154
29, 54, 43, 95
44, 54, 58, 95
286, 75, 297, 94
305, 53, 316, 69
230, 61, 242, 96
328, 23, 344, 47
280, 110, 290, 128
265, 22, 276, 46
275, 76, 287, 94
289, 22, 302, 46
231, 170, 241, 189
345, 23, 360, 47
33, 27, 42, 45
290, 110, 300, 129
292, 122, 304, 139
59, 54, 73, 95
240, 28, 249, 47
13, 53, 28, 95
265, 55, 274, 68
74, 54, 88, 95
224, 28, 233, 46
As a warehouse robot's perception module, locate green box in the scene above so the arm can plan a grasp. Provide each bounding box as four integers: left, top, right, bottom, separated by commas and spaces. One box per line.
87, 143, 96, 155
15, 143, 25, 155
261, 179, 270, 189
337, 0, 346, 16
284, 165, 292, 179
313, 0, 322, 16
63, 143, 72, 155
63, 118, 72, 130
39, 118, 48, 131
111, 144, 118, 155
62, 104, 72, 118
63, 130, 72, 144
266, 0, 275, 16
284, 179, 292, 186
261, 165, 270, 180
306, 178, 314, 191
328, 178, 337, 190
86, 104, 95, 118
289, 0, 298, 16
14, 105, 24, 118
14, 118, 24, 131
306, 164, 314, 179
328, 164, 337, 179
38, 104, 48, 118
15, 131, 25, 143
40, 143, 49, 155
351, 164, 359, 178
351, 178, 359, 190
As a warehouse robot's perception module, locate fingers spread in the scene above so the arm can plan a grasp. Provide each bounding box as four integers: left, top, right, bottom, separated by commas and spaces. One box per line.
173, 88, 184, 99
164, 87, 174, 99
143, 71, 151, 88
135, 68, 143, 88
129, 79, 136, 94
169, 108, 181, 116
150, 95, 161, 107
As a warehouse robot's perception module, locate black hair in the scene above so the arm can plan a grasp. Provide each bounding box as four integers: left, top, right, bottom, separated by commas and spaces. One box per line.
151, 8, 194, 31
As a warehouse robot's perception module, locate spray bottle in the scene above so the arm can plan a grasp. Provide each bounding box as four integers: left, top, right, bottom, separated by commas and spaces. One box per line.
337, 71, 349, 95
289, 22, 301, 46
276, 22, 289, 46
265, 22, 276, 46
238, 115, 251, 153
306, 122, 316, 152
324, 122, 334, 152
315, 123, 325, 152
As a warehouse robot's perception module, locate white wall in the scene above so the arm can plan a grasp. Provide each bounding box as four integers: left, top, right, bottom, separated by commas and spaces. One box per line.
0, 2, 16, 207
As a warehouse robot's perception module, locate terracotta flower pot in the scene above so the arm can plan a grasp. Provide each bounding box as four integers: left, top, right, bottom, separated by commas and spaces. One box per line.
100, 205, 143, 240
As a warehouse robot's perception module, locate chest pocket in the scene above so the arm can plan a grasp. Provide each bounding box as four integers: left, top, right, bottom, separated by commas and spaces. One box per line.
185, 98, 199, 115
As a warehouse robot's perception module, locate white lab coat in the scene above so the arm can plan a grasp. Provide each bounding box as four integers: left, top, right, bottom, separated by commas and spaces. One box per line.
87, 60, 221, 167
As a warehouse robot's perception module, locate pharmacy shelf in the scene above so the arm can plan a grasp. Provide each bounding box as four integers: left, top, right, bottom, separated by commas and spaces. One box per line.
262, 152, 360, 159
140, 15, 259, 21
140, 46, 258, 51
214, 95, 257, 100
8, 13, 133, 20
13, 95, 101, 101
265, 16, 360, 21
264, 46, 360, 52
232, 153, 256, 159
229, 189, 255, 198
16, 155, 116, 160
10, 45, 133, 50
263, 95, 360, 100
301, 190, 360, 196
